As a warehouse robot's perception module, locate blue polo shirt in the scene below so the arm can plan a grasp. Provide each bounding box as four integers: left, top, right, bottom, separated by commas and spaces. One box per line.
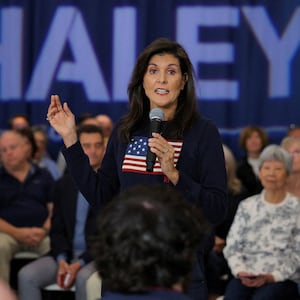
0, 163, 54, 227
73, 192, 89, 258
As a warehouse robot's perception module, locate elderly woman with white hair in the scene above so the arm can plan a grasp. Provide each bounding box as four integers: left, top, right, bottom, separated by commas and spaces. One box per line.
223, 144, 300, 300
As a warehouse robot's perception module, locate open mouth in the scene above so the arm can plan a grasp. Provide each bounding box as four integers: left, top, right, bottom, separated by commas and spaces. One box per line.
155, 88, 169, 95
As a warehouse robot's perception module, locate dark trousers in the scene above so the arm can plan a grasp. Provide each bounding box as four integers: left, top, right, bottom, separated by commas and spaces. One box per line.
187, 233, 215, 300
187, 254, 208, 300
224, 278, 299, 300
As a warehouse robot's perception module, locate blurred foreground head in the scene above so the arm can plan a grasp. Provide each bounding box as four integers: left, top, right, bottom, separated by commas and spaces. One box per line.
93, 184, 208, 293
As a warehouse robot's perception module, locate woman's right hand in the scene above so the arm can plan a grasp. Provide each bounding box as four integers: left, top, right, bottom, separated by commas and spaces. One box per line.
47, 95, 78, 147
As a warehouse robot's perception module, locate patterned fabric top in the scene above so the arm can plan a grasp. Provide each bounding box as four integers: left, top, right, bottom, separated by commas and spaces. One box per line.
224, 190, 300, 282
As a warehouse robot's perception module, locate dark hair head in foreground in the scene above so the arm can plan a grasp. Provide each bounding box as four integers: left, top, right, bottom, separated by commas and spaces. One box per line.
93, 184, 208, 293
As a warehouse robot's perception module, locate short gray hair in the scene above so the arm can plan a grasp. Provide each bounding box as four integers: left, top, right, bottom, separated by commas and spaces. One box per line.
259, 144, 292, 174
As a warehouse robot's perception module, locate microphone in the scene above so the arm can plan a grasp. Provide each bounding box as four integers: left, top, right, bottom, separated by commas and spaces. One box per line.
146, 108, 165, 172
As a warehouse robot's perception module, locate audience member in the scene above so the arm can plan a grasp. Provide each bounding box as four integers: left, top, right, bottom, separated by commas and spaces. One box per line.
32, 125, 61, 180
95, 114, 114, 148
287, 124, 300, 138
0, 128, 54, 283
78, 113, 102, 127
8, 114, 30, 130
224, 144, 300, 300
18, 124, 105, 300
237, 126, 269, 196
281, 136, 300, 199
47, 38, 228, 300
77, 113, 95, 125
92, 184, 208, 300
207, 145, 249, 300
216, 144, 250, 242
56, 112, 102, 175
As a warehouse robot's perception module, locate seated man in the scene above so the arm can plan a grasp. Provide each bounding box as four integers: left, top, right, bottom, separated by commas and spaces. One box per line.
18, 124, 105, 300
92, 184, 209, 299
0, 128, 54, 283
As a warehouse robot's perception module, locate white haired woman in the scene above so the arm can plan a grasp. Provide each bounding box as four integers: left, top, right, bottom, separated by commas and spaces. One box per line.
224, 144, 300, 300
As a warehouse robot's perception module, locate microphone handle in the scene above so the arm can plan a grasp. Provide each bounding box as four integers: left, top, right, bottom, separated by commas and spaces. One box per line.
146, 119, 162, 172
146, 151, 157, 172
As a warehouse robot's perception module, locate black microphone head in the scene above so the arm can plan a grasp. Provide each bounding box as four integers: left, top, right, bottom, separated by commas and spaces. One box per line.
149, 108, 165, 122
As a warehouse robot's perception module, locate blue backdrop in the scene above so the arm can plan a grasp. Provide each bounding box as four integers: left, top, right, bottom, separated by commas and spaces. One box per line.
0, 0, 299, 158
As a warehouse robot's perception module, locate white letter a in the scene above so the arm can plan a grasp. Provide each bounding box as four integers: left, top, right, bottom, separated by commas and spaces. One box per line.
26, 6, 109, 102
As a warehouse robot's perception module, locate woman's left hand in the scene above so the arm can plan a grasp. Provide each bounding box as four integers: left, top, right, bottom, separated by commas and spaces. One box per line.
148, 133, 179, 184
240, 273, 274, 287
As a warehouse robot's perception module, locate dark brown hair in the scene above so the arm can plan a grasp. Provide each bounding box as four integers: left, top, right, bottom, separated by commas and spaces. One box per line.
118, 38, 200, 142
239, 126, 269, 152
93, 184, 208, 292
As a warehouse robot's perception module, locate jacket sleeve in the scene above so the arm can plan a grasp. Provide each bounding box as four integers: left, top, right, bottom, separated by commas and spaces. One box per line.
175, 119, 227, 225
49, 178, 73, 260
62, 128, 120, 209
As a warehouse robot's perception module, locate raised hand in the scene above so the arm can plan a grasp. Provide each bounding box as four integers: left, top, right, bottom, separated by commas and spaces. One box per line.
47, 95, 78, 147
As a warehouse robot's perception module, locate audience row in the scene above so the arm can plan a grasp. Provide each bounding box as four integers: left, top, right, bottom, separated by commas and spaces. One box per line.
0, 113, 300, 300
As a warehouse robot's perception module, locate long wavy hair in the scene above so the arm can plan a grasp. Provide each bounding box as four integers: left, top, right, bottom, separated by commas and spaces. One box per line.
118, 38, 200, 142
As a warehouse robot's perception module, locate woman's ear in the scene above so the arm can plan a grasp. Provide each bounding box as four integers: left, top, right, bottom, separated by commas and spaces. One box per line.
181, 73, 188, 90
